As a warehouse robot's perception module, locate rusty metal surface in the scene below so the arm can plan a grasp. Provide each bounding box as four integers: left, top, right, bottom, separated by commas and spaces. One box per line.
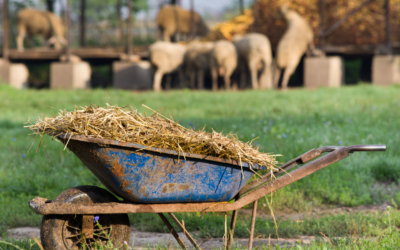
58, 134, 265, 169
158, 213, 187, 249
62, 138, 255, 203
239, 145, 358, 196
28, 145, 386, 215
248, 200, 258, 250
238, 148, 321, 196
82, 215, 94, 239
227, 209, 238, 250
58, 134, 263, 203
168, 213, 202, 250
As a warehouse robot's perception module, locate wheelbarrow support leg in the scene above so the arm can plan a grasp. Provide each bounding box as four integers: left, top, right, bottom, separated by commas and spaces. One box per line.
227, 209, 238, 249
168, 213, 202, 250
248, 200, 258, 250
158, 213, 187, 249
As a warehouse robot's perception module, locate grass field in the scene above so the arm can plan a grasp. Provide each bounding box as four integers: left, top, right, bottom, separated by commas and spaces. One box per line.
0, 84, 399, 242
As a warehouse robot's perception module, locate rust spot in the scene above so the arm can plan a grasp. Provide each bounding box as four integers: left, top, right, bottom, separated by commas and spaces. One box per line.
138, 186, 149, 197
110, 158, 133, 195
162, 183, 190, 193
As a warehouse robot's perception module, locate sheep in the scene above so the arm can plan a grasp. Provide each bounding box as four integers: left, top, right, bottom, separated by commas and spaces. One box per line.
275, 5, 319, 90
16, 8, 66, 52
156, 5, 209, 42
210, 40, 238, 91
233, 33, 273, 89
149, 41, 187, 92
185, 41, 214, 89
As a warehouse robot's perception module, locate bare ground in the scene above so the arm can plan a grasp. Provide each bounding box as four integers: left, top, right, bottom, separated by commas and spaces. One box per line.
5, 227, 310, 249
4, 204, 391, 249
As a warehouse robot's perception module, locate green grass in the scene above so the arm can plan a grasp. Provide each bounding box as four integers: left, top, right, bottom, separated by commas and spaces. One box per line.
0, 84, 399, 238
130, 206, 400, 239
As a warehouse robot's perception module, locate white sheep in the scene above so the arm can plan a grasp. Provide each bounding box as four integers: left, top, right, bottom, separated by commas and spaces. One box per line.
233, 33, 273, 89
210, 40, 238, 91
275, 5, 316, 90
149, 41, 187, 91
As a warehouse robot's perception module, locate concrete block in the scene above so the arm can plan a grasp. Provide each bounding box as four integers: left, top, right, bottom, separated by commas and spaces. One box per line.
372, 55, 400, 85
0, 60, 29, 89
113, 60, 153, 90
304, 56, 344, 88
50, 61, 91, 89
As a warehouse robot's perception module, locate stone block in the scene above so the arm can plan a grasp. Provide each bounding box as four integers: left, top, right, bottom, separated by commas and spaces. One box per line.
0, 60, 29, 89
113, 60, 153, 90
304, 56, 344, 88
372, 55, 400, 85
50, 61, 91, 89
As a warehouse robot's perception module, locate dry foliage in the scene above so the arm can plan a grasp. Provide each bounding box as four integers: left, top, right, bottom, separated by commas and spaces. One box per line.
26, 104, 279, 171
203, 0, 400, 46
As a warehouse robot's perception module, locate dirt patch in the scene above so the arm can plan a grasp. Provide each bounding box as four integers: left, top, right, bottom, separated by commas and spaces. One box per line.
6, 227, 40, 240
240, 202, 394, 221
4, 203, 391, 248
5, 226, 309, 249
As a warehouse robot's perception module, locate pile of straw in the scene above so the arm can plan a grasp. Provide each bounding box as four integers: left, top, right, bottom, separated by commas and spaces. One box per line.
26, 104, 279, 171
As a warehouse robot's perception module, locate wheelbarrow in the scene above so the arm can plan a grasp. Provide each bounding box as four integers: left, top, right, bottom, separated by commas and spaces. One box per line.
28, 133, 386, 249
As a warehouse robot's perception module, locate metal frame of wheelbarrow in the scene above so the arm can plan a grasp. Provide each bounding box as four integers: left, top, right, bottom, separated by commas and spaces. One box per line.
29, 144, 385, 250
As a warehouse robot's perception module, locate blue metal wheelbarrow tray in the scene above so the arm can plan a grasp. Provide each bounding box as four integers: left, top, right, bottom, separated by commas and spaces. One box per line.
28, 134, 386, 250
58, 134, 265, 204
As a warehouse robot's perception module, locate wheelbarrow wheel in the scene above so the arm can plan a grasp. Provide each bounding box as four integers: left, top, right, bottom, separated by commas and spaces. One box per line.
40, 186, 130, 250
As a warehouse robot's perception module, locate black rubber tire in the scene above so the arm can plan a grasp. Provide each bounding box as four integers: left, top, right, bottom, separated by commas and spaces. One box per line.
40, 186, 130, 250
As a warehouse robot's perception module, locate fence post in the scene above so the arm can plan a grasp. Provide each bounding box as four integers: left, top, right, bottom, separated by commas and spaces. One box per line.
46, 0, 55, 12
80, 0, 86, 47
190, 0, 195, 39
385, 0, 392, 54
127, 0, 133, 56
2, 0, 9, 61
65, 0, 71, 61
117, 0, 124, 45
253, 0, 258, 33
318, 0, 325, 47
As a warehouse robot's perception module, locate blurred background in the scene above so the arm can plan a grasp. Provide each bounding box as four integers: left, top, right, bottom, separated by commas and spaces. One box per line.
0, 0, 399, 89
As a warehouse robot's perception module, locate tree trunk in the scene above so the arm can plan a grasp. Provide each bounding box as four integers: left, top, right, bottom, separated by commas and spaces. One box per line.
80, 0, 86, 47
117, 0, 124, 46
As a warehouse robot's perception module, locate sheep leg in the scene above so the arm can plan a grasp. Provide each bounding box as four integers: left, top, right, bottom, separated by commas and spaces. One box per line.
56, 36, 67, 49
260, 61, 273, 89
16, 25, 26, 52
53, 38, 61, 50
211, 66, 218, 91
281, 64, 297, 90
224, 74, 231, 90
224, 66, 235, 90
163, 30, 171, 42
153, 69, 164, 92
249, 60, 259, 89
